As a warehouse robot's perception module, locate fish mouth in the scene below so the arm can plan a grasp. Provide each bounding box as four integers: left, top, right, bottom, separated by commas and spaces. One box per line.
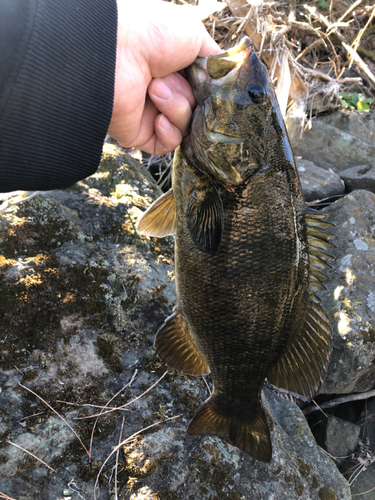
186, 37, 253, 99
206, 37, 253, 80
204, 120, 245, 144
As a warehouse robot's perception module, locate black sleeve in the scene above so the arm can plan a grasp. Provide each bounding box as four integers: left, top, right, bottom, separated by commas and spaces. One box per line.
0, 0, 117, 193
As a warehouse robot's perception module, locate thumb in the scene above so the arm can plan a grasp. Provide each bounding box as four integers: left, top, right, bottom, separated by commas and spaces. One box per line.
198, 29, 221, 57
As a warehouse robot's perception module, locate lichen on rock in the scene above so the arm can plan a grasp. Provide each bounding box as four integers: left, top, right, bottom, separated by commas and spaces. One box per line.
0, 145, 351, 500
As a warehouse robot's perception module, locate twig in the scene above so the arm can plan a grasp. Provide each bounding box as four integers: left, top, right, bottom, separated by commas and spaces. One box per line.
338, 0, 363, 23
18, 412, 44, 424
89, 369, 138, 463
289, 20, 321, 37
57, 402, 117, 410
295, 60, 361, 85
202, 377, 212, 396
295, 38, 325, 62
272, 25, 291, 45
303, 389, 375, 415
75, 371, 168, 421
350, 5, 375, 65
0, 191, 40, 215
209, 13, 237, 34
93, 414, 182, 500
342, 42, 375, 87
18, 382, 89, 457
304, 4, 375, 87
6, 440, 56, 473
352, 484, 375, 497
67, 480, 86, 500
319, 446, 340, 462
115, 417, 126, 500
0, 492, 17, 500
311, 399, 328, 418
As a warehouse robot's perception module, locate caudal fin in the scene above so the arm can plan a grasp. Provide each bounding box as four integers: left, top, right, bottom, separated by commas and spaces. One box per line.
187, 398, 272, 462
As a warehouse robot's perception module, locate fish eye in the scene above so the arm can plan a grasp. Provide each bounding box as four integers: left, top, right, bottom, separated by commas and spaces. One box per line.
248, 83, 266, 104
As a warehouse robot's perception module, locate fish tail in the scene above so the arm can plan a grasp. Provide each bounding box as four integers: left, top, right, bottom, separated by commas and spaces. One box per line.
187, 397, 272, 462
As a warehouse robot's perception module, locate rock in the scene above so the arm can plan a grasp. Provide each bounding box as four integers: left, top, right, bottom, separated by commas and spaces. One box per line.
340, 435, 375, 499
318, 109, 375, 144
0, 144, 350, 499
320, 190, 375, 394
325, 416, 360, 465
358, 398, 375, 446
286, 116, 375, 174
350, 462, 375, 500
121, 388, 351, 500
340, 164, 375, 193
296, 158, 345, 201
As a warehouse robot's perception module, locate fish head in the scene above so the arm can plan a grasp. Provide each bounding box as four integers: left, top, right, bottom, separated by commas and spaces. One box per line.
186, 37, 281, 188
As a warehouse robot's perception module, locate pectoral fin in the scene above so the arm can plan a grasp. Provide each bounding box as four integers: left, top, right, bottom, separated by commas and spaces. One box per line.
154, 311, 210, 376
268, 208, 335, 399
136, 188, 176, 237
187, 181, 224, 255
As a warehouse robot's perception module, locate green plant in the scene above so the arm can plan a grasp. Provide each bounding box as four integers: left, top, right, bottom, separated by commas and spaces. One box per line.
339, 91, 375, 112
317, 0, 329, 8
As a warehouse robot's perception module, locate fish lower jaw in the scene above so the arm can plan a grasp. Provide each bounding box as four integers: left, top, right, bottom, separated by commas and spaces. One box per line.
206, 129, 245, 144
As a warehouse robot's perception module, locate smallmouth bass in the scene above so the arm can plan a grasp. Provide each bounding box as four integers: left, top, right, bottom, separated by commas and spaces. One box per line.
137, 37, 334, 462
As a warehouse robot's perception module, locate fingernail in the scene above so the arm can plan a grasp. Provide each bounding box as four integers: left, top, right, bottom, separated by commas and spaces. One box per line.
159, 115, 173, 131
152, 80, 173, 100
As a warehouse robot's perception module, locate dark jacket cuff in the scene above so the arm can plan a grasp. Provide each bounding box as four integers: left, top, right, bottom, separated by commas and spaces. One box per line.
0, 0, 117, 192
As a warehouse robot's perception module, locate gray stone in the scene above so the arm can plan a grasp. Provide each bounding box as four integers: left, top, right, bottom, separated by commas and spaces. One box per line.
320, 190, 375, 394
296, 158, 345, 201
325, 416, 360, 465
123, 388, 351, 500
286, 116, 375, 173
0, 144, 350, 500
340, 164, 375, 193
359, 398, 375, 446
318, 109, 375, 144
350, 462, 375, 500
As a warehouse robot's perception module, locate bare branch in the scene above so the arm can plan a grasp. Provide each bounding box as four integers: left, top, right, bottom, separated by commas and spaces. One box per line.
19, 383, 89, 457
303, 389, 375, 415
0, 191, 40, 215
0, 492, 17, 500
6, 440, 56, 473
93, 413, 182, 500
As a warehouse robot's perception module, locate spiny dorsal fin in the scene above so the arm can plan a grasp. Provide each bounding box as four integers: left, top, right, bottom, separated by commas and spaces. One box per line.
136, 188, 176, 237
267, 208, 335, 399
187, 397, 272, 462
187, 181, 224, 255
154, 311, 210, 376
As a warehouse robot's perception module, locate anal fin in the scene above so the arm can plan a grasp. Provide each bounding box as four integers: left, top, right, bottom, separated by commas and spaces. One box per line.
187, 397, 271, 462
154, 312, 210, 376
136, 188, 176, 237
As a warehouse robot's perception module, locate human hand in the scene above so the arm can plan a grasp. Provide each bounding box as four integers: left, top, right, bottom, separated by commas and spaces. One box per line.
108, 0, 221, 155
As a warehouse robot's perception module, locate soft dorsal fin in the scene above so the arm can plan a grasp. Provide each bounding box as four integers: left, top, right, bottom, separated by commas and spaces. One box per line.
136, 188, 176, 237
268, 208, 335, 399
154, 311, 210, 376
187, 181, 224, 255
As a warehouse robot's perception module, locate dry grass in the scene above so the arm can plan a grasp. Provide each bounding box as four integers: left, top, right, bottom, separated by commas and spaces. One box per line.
145, 0, 374, 190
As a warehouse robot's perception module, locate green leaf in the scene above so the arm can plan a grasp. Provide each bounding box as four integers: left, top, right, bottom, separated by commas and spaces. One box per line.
357, 101, 370, 112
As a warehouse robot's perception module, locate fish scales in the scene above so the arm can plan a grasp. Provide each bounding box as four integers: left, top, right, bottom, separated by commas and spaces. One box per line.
137, 37, 333, 461
174, 140, 307, 425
